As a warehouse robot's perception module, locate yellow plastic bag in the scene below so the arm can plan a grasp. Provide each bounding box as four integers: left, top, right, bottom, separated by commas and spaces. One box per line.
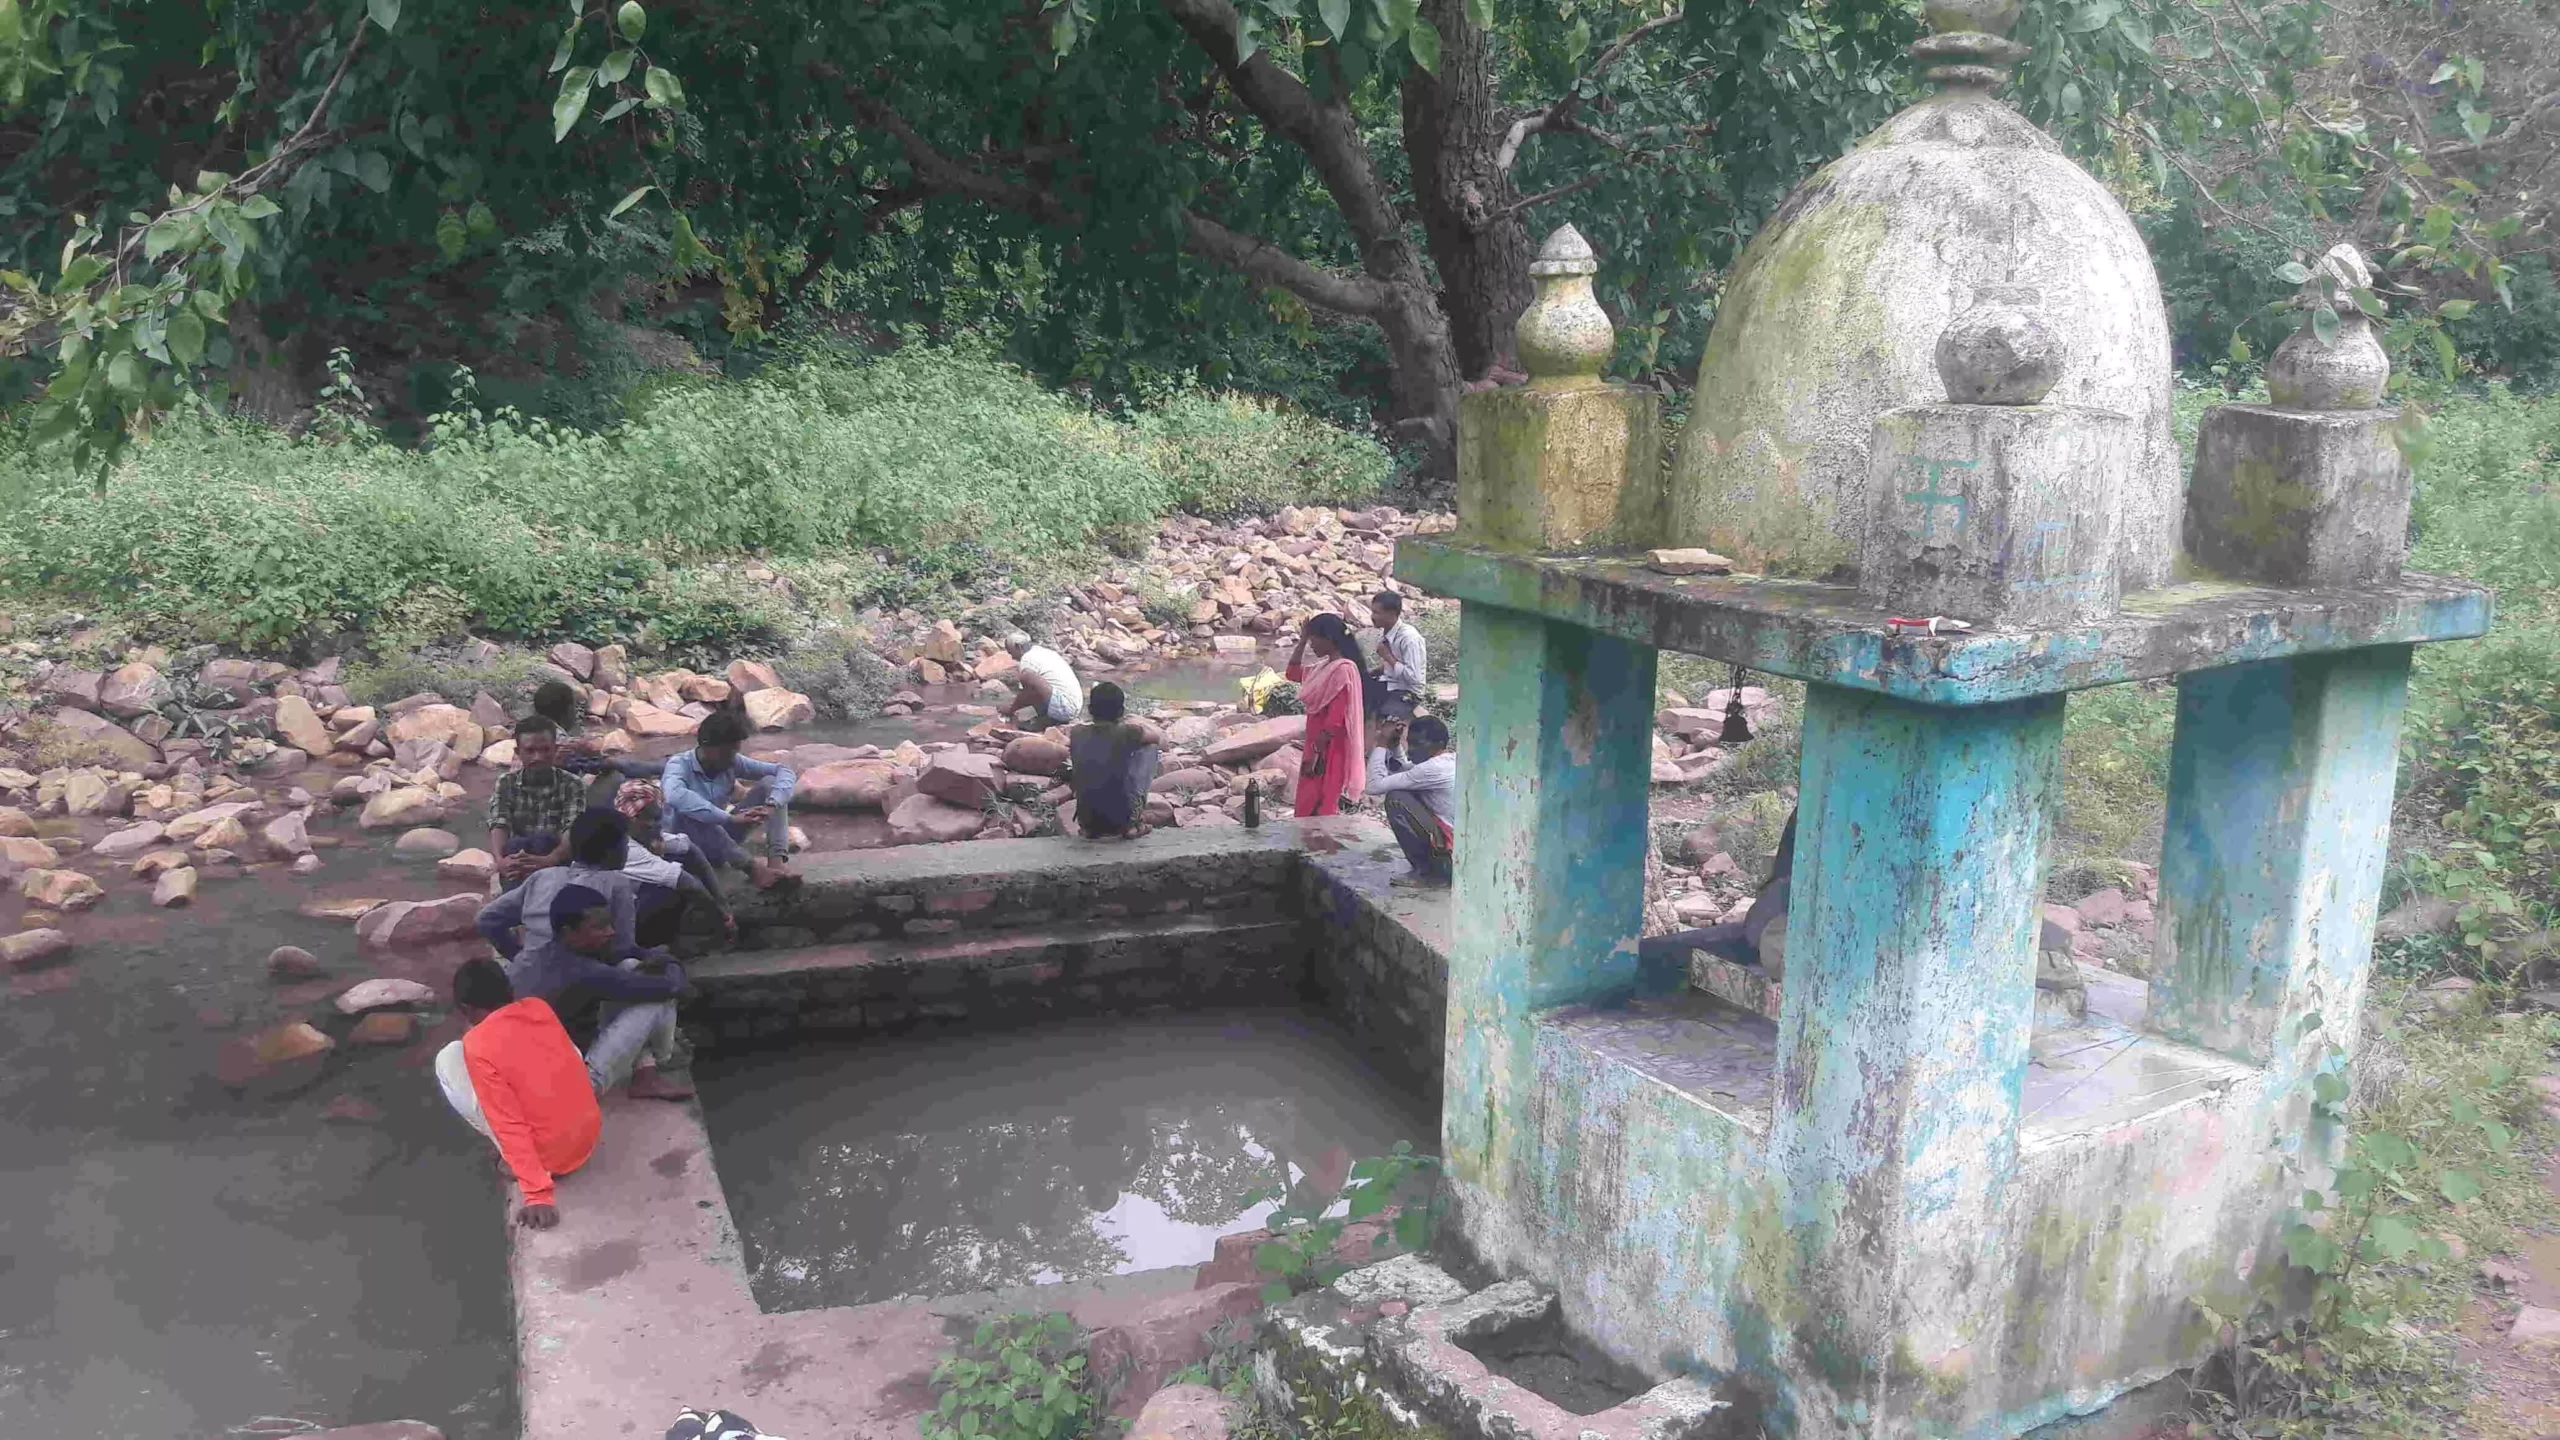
1239, 667, 1287, 714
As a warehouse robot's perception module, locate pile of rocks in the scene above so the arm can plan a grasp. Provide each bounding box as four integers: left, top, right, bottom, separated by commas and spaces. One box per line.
770, 704, 1312, 845
884, 504, 1456, 685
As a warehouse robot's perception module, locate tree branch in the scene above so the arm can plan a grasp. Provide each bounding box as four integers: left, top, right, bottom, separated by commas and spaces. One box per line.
842, 89, 1075, 225
1494, 8, 1687, 172
1182, 211, 1390, 316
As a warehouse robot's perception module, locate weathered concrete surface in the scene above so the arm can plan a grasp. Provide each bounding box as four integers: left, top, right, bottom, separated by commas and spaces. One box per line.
2152, 649, 2409, 1066
1859, 401, 2130, 627
1672, 90, 2177, 587
1443, 603, 1660, 1320
1393, 537, 2490, 705
2185, 404, 2413, 589
510, 1097, 951, 1440
1456, 384, 1664, 556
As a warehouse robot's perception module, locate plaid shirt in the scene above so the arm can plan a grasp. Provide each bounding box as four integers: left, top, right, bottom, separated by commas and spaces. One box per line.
487, 764, 589, 840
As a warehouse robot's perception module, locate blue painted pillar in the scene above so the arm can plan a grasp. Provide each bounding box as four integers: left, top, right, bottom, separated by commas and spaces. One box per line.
1444, 601, 1658, 1250
1772, 681, 2063, 1423
2151, 648, 2412, 1069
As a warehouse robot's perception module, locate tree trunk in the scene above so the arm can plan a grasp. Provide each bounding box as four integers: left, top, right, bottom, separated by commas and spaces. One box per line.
1402, 0, 1535, 384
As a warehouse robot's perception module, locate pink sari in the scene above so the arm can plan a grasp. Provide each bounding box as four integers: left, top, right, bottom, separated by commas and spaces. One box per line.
1286, 655, 1366, 817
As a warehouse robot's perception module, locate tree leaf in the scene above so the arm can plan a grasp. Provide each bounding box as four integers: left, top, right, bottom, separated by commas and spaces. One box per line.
2275, 260, 2312, 285
167, 308, 205, 366
617, 1, 646, 41
2438, 298, 2475, 321
354, 150, 392, 193
1467, 0, 1493, 25
1406, 15, 1441, 71
2367, 1214, 2419, 1260
553, 66, 594, 141
2312, 304, 2339, 347
643, 65, 683, 108
2438, 1169, 2482, 1205
2227, 330, 2251, 364
609, 184, 653, 217
1318, 0, 1350, 42
435, 208, 468, 261
549, 19, 580, 74
598, 96, 638, 120
236, 193, 281, 220
599, 49, 633, 85
106, 351, 143, 395
367, 0, 401, 32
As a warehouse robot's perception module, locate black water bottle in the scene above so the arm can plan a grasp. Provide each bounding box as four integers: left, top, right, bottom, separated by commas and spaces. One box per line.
1243, 777, 1263, 829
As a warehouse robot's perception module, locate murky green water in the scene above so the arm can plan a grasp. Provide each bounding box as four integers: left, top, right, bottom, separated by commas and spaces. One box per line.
697, 1008, 1432, 1311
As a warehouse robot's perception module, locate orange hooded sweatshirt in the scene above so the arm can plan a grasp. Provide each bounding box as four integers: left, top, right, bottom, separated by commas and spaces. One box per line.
462, 997, 600, 1206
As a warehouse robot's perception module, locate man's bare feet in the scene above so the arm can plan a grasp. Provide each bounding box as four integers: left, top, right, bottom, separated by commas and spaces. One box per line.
628, 1063, 695, 1101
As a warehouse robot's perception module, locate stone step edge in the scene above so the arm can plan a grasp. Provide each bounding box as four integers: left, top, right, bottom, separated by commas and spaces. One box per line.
689, 910, 1300, 984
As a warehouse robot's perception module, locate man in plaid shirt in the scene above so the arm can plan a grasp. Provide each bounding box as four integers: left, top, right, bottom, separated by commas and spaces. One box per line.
488, 716, 592, 885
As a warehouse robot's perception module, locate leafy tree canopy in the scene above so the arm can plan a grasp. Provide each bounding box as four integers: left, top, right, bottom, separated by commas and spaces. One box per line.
0, 0, 2542, 479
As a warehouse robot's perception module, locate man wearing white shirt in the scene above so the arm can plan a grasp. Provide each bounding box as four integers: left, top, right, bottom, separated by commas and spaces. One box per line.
1004, 631, 1084, 730
1368, 591, 1426, 722
1366, 715, 1454, 888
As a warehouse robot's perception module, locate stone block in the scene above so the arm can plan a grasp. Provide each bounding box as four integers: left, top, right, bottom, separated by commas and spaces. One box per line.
1126, 1384, 1232, 1440
2185, 403, 2412, 588
1859, 402, 2129, 627
1457, 383, 1663, 554
1086, 1282, 1264, 1416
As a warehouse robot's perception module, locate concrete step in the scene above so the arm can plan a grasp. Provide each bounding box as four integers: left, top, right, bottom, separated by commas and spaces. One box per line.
685, 910, 1308, 1047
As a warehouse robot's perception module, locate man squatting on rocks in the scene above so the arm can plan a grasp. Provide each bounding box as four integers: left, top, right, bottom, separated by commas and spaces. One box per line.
1367, 714, 1453, 887
1003, 631, 1084, 731
437, 884, 689, 1227
659, 709, 798, 892
1067, 681, 1161, 839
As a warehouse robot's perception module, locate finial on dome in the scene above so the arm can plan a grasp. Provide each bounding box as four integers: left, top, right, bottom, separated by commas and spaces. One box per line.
1936, 284, 2062, 404
1913, 0, 2030, 91
1516, 224, 1613, 389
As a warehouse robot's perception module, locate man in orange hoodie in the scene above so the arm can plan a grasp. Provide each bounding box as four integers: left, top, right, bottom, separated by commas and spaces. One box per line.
435, 957, 600, 1229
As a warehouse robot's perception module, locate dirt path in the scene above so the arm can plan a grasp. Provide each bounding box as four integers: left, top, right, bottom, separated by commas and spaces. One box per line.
2462, 1067, 2560, 1439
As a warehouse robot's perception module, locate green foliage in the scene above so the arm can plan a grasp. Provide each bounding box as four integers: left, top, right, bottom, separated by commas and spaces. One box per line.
1242, 1143, 1444, 1302
921, 1313, 1092, 1440
1409, 603, 1460, 688
1135, 389, 1391, 521
344, 646, 550, 711
0, 344, 1377, 652
2191, 1000, 2558, 1437
776, 628, 905, 721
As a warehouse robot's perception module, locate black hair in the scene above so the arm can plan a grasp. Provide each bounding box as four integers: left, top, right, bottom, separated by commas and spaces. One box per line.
1089, 682, 1126, 723
698, 709, 750, 749
569, 806, 629, 867
1407, 715, 1450, 754
531, 680, 579, 725
549, 883, 614, 932
1304, 612, 1368, 674
452, 958, 514, 1013
514, 714, 561, 740
1371, 590, 1404, 614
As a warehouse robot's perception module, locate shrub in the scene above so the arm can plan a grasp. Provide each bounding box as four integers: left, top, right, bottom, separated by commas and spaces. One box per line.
0, 343, 1391, 653
1135, 388, 1390, 519
922, 1313, 1091, 1440
776, 628, 905, 719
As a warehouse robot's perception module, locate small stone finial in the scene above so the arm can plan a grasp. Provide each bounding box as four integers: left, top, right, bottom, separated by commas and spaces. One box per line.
1936, 284, 2062, 405
2266, 243, 2391, 411
1515, 225, 1613, 389
1913, 0, 2030, 90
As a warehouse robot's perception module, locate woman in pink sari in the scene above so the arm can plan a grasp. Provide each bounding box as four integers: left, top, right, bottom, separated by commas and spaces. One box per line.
1285, 614, 1369, 818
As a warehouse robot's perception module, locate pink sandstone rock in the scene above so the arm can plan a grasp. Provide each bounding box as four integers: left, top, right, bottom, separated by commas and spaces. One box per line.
2041, 902, 2082, 935
743, 687, 815, 731
275, 694, 334, 757
2, 928, 72, 967
1086, 1283, 1264, 1417
356, 893, 485, 951
1001, 734, 1070, 777
799, 762, 901, 812
18, 867, 102, 910
887, 793, 985, 844
1203, 715, 1304, 766
726, 659, 782, 693
386, 703, 484, 758
2076, 887, 2130, 927
917, 752, 1003, 809
548, 642, 597, 679
98, 662, 166, 717
1127, 1384, 1233, 1440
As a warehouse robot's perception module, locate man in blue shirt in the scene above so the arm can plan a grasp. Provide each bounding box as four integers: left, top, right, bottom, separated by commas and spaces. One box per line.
661, 709, 797, 892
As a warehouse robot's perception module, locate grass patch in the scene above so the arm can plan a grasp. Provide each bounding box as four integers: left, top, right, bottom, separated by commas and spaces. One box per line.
0, 343, 1387, 657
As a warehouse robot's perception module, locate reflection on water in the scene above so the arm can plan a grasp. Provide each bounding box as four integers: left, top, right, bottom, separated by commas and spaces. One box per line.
695, 1009, 1430, 1310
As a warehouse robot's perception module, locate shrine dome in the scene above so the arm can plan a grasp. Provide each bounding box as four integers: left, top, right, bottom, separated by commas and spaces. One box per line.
1668, 2, 2178, 587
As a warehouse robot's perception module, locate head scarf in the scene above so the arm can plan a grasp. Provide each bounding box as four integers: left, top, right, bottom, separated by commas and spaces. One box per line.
614, 779, 662, 819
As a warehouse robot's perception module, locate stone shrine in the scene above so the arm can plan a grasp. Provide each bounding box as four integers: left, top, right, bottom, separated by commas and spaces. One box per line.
1391, 8, 2493, 1432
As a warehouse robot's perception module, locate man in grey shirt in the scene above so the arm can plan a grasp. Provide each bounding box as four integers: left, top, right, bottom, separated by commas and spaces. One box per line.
1369, 590, 1426, 721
